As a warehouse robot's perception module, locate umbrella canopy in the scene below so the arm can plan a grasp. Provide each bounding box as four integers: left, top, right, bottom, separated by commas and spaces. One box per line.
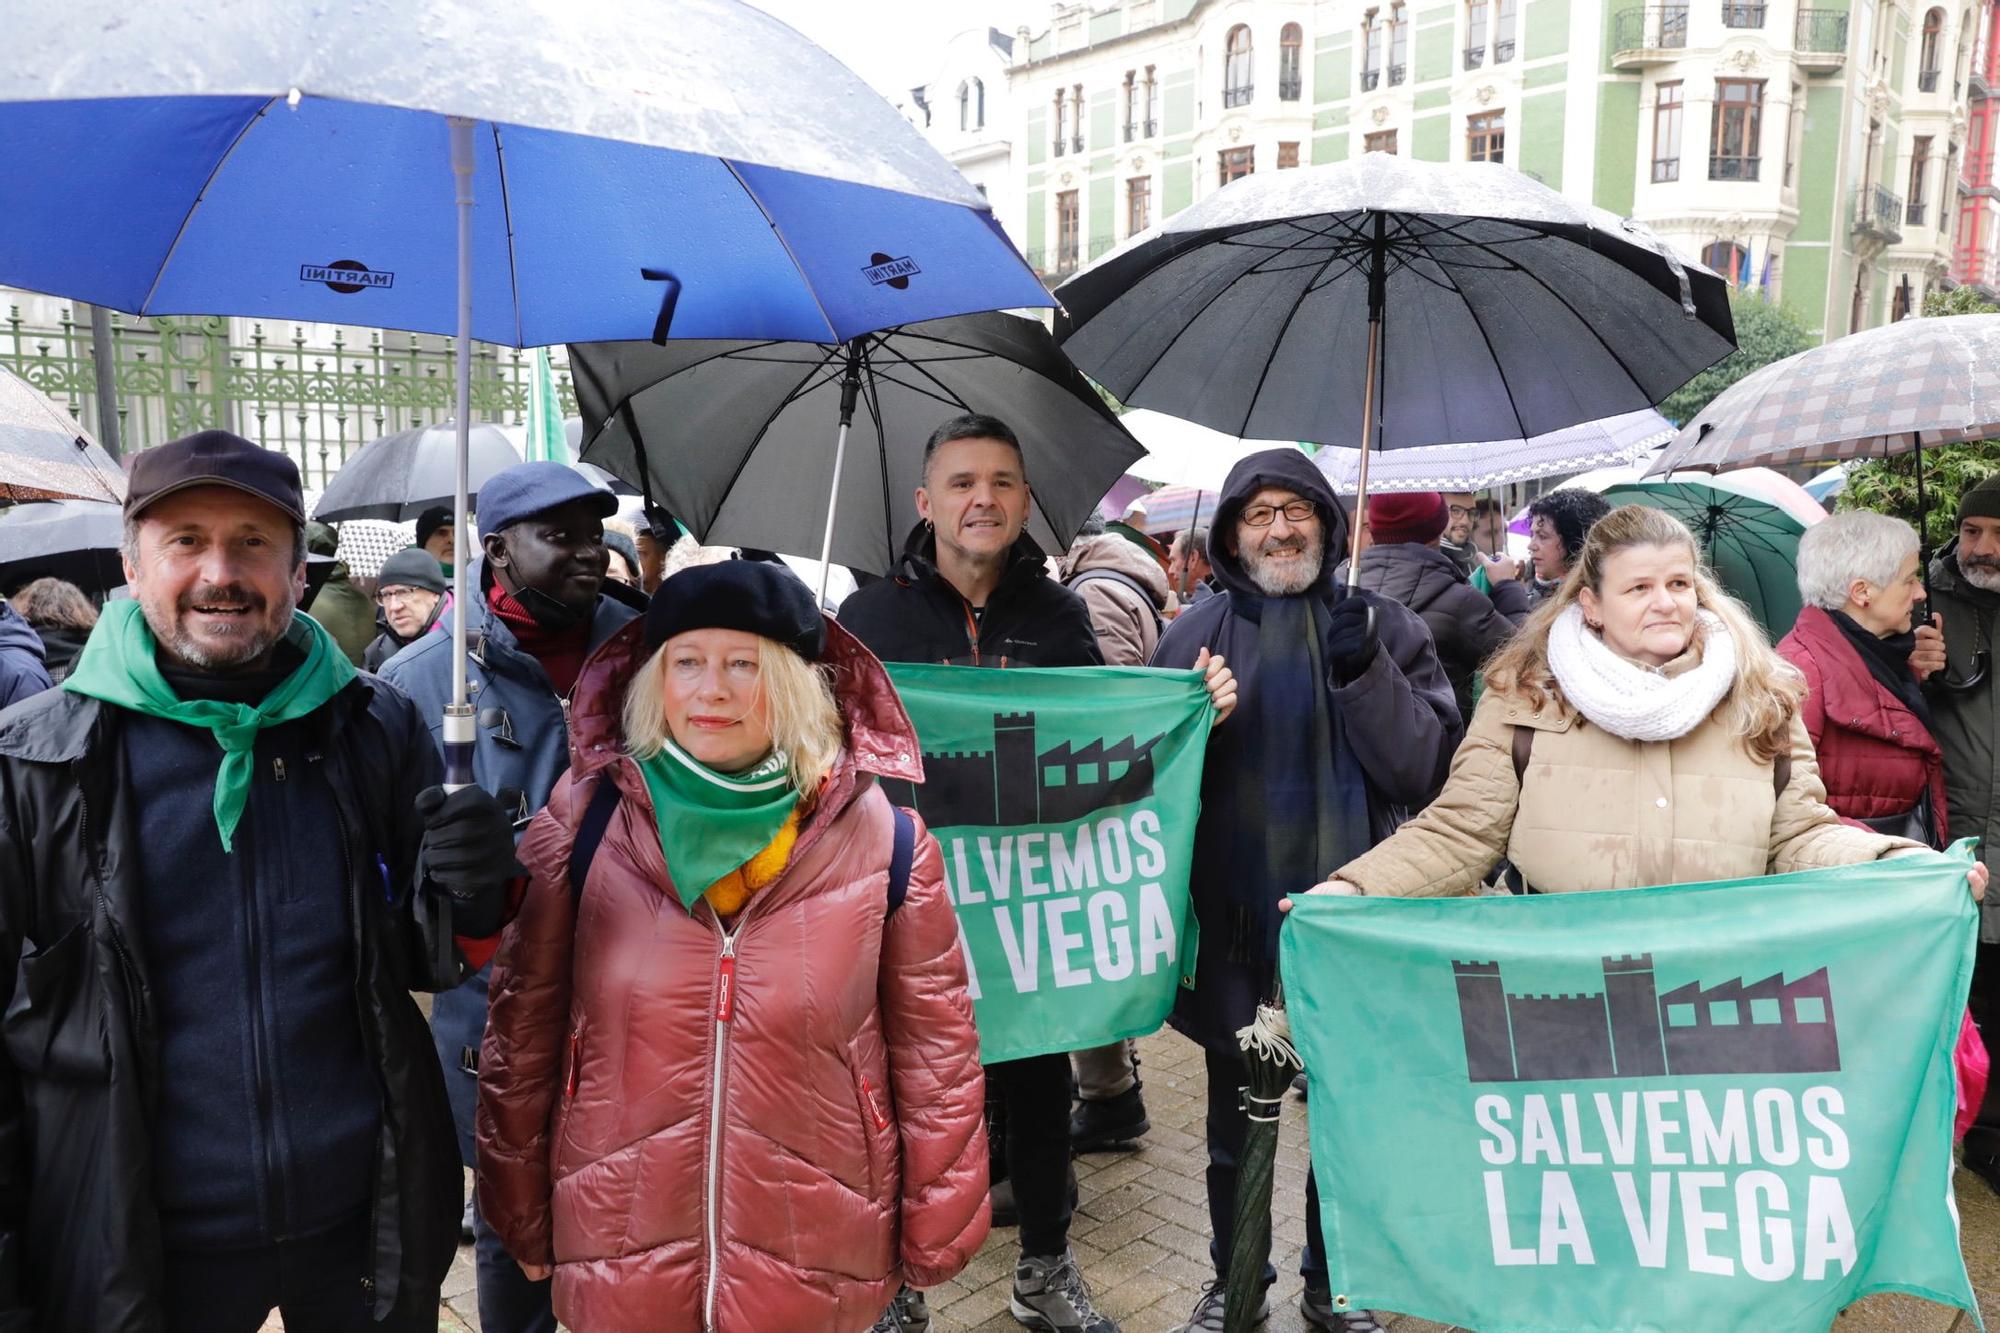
1055, 153, 1735, 448
571, 313, 1146, 576
1598, 477, 1809, 638
314, 420, 521, 522
1314, 408, 1675, 494
1803, 462, 1851, 503
0, 366, 127, 504
1645, 315, 2000, 475
1121, 409, 1305, 491
0, 0, 1050, 347
0, 498, 124, 594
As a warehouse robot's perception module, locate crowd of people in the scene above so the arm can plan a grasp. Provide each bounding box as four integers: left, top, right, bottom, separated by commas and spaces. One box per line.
0, 419, 1991, 1333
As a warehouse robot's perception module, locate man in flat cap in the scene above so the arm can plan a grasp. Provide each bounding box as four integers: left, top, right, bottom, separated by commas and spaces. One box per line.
0, 429, 519, 1330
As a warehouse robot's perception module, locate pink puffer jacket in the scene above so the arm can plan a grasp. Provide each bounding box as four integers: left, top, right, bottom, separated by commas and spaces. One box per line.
476, 616, 989, 1332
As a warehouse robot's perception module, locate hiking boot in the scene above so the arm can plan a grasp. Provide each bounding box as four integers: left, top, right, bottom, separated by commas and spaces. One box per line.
870, 1284, 931, 1333
1173, 1280, 1269, 1331
1070, 1083, 1150, 1152
1301, 1285, 1385, 1332
1011, 1249, 1118, 1332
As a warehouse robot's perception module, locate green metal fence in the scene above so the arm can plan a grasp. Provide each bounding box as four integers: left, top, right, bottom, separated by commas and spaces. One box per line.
1, 302, 580, 491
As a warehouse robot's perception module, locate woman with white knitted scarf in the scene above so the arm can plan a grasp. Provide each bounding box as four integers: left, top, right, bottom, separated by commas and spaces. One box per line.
1294, 505, 1988, 904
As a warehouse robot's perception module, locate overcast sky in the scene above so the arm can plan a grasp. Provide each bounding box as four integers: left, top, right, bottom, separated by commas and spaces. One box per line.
748, 0, 1049, 99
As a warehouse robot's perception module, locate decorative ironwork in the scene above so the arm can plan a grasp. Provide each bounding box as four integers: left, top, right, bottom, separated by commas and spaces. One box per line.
1, 304, 577, 489
1908, 200, 1929, 226
1853, 183, 1906, 243
1919, 68, 1941, 91
1361, 69, 1381, 90
1388, 63, 1408, 84
1795, 10, 1849, 56
1723, 1, 1766, 24
1613, 6, 1691, 53
1279, 75, 1303, 99
1710, 154, 1761, 180
1653, 157, 1682, 182
1224, 83, 1254, 107
1465, 45, 1486, 68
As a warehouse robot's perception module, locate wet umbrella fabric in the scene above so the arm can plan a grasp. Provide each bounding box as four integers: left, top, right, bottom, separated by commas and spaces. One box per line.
0, 367, 126, 504
0, 498, 124, 594
569, 312, 1146, 577
313, 421, 522, 523
1599, 477, 1809, 638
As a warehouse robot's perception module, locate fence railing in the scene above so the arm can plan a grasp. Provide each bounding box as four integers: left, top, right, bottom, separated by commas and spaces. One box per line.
1612, 6, 1691, 51
1853, 183, 1907, 241
1795, 9, 1849, 54
1, 304, 578, 490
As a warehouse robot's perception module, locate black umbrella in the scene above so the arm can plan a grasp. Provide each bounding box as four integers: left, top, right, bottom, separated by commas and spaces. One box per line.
569, 312, 1145, 591
0, 366, 126, 504
1055, 152, 1735, 583
0, 498, 124, 595
312, 420, 522, 523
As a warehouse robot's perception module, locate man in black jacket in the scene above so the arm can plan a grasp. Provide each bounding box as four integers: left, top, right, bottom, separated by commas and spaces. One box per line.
0, 430, 517, 1333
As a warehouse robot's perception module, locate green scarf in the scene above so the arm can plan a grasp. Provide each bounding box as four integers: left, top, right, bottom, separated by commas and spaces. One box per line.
64, 600, 357, 852
635, 738, 799, 912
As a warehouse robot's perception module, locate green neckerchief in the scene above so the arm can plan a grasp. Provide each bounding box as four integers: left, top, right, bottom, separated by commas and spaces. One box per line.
64, 600, 357, 852
635, 738, 799, 913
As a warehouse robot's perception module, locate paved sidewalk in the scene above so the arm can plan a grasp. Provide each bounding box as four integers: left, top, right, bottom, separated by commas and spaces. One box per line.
410, 1026, 2000, 1333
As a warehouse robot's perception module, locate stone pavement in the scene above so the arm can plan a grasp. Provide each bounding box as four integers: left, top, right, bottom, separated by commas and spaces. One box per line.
401, 1026, 1999, 1333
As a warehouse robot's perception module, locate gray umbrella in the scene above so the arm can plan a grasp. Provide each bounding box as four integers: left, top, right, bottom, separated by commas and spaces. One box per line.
1644, 314, 2000, 474
1055, 153, 1734, 584
313, 420, 522, 523
0, 366, 126, 504
0, 498, 124, 594
570, 312, 1146, 579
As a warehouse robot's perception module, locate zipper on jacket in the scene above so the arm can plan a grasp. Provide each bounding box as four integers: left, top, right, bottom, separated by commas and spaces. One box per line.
565, 1023, 583, 1099
960, 601, 982, 666
324, 745, 388, 1316
240, 798, 288, 1234
859, 1075, 889, 1131
702, 925, 741, 1333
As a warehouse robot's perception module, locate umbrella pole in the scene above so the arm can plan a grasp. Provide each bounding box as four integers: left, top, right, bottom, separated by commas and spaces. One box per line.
1179, 490, 1206, 602
816, 342, 865, 606
1346, 215, 1388, 589
444, 116, 477, 790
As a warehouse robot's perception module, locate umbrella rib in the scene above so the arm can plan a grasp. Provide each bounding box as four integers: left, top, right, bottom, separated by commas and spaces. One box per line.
861, 340, 901, 567
700, 345, 842, 533
489, 122, 526, 349
1425, 250, 1533, 441
1120, 248, 1296, 429
1239, 238, 1353, 442
139, 97, 278, 313
722, 159, 843, 344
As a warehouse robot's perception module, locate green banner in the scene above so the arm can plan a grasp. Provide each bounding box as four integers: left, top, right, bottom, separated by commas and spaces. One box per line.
1281, 848, 1982, 1332
883, 664, 1212, 1065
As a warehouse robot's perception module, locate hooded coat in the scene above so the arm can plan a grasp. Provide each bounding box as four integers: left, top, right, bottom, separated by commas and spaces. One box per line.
477, 618, 988, 1332
1333, 541, 1530, 719
1151, 450, 1461, 1051
1061, 532, 1169, 666
1925, 541, 2000, 939
0, 604, 50, 706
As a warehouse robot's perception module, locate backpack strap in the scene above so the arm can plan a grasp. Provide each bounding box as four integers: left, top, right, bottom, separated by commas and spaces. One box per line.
1066, 568, 1166, 639
1773, 752, 1791, 800
569, 775, 624, 910
1511, 725, 1534, 784
887, 805, 917, 918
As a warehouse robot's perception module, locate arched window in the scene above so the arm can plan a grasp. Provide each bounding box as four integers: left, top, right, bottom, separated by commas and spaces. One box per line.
958, 81, 971, 131
1280, 23, 1304, 99
1702, 239, 1749, 282
972, 77, 985, 129
1388, 3, 1410, 83
1224, 24, 1254, 106
1920, 8, 1946, 89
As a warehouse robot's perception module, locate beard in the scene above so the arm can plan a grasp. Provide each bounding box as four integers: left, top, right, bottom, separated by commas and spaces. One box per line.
1243, 536, 1323, 597
144, 581, 296, 671
1962, 556, 2000, 594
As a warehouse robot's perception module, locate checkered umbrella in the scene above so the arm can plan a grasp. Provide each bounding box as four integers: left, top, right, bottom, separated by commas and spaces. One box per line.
1645, 315, 2000, 475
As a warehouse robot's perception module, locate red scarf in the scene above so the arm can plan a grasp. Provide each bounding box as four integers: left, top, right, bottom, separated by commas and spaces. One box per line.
487, 584, 590, 697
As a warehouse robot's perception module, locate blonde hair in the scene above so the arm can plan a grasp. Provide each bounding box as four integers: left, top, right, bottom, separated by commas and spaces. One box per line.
622, 633, 844, 796
1484, 504, 1802, 762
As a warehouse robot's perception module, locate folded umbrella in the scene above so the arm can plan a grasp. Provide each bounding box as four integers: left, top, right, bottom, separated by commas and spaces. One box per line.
0, 366, 126, 504
314, 421, 521, 523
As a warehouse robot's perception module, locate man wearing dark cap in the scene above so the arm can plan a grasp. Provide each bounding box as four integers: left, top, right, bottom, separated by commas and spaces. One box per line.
1924, 472, 2000, 1190
1334, 490, 1530, 720
0, 429, 519, 1330
415, 504, 457, 575
364, 545, 451, 672
380, 460, 642, 1333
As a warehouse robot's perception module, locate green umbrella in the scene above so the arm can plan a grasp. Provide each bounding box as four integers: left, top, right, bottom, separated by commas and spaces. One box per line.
1597, 477, 1808, 639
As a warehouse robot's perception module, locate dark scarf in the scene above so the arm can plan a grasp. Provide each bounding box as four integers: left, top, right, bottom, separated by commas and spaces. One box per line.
1229, 590, 1374, 966
1828, 608, 1933, 730
488, 584, 590, 696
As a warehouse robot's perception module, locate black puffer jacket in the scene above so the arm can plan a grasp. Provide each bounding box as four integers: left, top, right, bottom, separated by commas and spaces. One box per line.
0, 673, 465, 1331
1334, 541, 1531, 719
837, 526, 1103, 668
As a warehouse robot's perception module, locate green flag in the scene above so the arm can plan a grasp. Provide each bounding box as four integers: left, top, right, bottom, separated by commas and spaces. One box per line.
525, 347, 568, 464
1281, 848, 1982, 1332
883, 664, 1212, 1065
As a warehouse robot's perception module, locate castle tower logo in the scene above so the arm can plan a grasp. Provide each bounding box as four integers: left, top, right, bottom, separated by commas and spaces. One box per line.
1452, 954, 1840, 1083
882, 711, 1164, 828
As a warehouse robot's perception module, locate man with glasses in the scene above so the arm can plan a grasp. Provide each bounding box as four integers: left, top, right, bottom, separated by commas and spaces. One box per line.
1151, 451, 1458, 1333
364, 546, 450, 671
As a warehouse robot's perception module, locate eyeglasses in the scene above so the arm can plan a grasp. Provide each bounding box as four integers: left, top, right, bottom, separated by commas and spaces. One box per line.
376, 586, 432, 606
1448, 505, 1476, 520
1239, 500, 1319, 528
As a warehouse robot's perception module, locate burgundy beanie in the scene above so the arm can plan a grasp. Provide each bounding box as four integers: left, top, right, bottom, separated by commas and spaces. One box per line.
1366, 491, 1451, 546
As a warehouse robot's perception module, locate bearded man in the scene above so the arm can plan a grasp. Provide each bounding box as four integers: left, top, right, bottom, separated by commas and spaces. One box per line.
1150, 449, 1459, 1333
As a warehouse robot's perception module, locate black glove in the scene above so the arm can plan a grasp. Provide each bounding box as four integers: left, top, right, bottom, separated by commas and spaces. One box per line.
1325, 595, 1380, 683
416, 785, 525, 937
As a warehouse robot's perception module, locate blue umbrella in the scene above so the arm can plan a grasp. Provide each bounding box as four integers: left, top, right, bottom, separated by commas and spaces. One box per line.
0, 0, 1048, 797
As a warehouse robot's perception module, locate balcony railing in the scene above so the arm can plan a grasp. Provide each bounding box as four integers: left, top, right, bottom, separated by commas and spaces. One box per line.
1795, 9, 1849, 64
1088, 234, 1116, 261
1907, 200, 1928, 226
1723, 1, 1765, 25
1054, 245, 1080, 275
1612, 6, 1690, 62
1361, 69, 1381, 89
1144, 117, 1159, 136
1465, 45, 1486, 68
1710, 154, 1761, 180
1652, 157, 1682, 182
1279, 75, 1302, 99
1388, 64, 1408, 84
1052, 137, 1066, 157
1853, 182, 1906, 242
1072, 134, 1084, 152
1123, 122, 1136, 142
1494, 38, 1516, 60
1919, 68, 1941, 92
1224, 83, 1254, 107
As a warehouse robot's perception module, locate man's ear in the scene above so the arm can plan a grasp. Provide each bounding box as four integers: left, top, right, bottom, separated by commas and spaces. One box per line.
482, 530, 510, 570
